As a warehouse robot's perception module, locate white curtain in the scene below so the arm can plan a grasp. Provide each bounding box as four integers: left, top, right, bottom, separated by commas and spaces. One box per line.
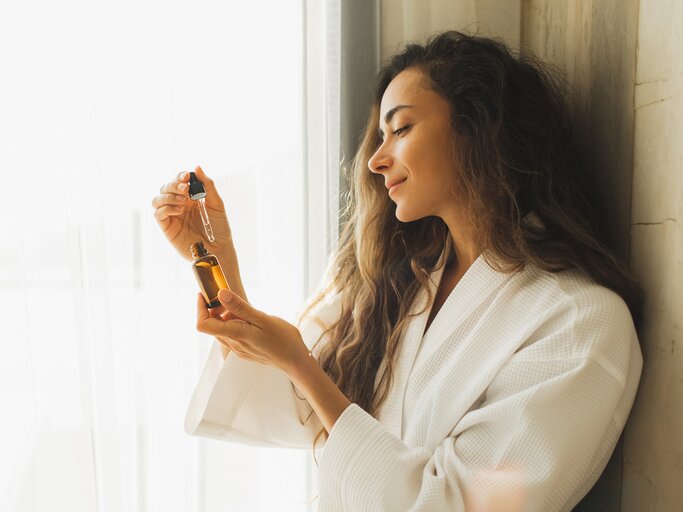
0, 1, 328, 511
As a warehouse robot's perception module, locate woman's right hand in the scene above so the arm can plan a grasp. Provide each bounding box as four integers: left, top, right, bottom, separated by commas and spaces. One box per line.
152, 165, 233, 262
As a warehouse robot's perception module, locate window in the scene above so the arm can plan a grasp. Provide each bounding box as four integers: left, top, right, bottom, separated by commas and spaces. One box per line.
0, 1, 318, 510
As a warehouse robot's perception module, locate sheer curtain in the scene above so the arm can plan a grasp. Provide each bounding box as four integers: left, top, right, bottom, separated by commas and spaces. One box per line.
0, 1, 327, 511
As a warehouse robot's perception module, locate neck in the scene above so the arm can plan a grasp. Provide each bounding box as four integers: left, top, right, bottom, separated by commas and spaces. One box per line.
444, 224, 479, 274
433, 203, 480, 273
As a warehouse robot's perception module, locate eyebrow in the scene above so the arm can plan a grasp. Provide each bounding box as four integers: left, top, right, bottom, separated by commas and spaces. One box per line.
377, 104, 413, 137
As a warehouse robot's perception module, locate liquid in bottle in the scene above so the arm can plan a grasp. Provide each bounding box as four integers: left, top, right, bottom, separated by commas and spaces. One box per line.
190, 241, 229, 308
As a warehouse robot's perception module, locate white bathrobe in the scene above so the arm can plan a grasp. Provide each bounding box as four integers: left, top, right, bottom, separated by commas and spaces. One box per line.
184, 253, 642, 511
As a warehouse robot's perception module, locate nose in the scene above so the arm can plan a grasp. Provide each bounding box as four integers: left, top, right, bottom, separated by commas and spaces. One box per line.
368, 141, 392, 174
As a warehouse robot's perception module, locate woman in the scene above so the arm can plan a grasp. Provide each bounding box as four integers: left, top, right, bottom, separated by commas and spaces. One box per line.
152, 32, 642, 511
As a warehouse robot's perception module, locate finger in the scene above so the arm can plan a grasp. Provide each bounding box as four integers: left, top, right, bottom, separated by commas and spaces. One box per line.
220, 336, 268, 364
209, 307, 238, 321
209, 306, 237, 320
208, 304, 226, 317
196, 295, 228, 334
207, 301, 240, 320
196, 293, 210, 323
154, 204, 185, 222
196, 293, 254, 339
159, 180, 190, 196
151, 193, 188, 210
191, 165, 224, 207
191, 165, 215, 190
208, 307, 224, 317
217, 289, 263, 325
198, 315, 253, 340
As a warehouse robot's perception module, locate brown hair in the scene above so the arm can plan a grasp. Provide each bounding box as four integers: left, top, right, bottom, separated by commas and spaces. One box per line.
297, 31, 642, 454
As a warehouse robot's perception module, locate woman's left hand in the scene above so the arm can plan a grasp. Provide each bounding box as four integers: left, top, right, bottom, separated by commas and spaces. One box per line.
196, 289, 311, 374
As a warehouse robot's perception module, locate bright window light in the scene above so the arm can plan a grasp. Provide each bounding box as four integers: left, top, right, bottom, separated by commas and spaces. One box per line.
0, 1, 315, 510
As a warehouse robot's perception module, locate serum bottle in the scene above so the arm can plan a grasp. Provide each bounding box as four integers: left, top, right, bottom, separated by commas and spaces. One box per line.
191, 241, 229, 308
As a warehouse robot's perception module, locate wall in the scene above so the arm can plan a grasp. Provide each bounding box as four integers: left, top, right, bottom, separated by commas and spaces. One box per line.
622, 0, 683, 510
380, 0, 520, 59
520, 0, 639, 261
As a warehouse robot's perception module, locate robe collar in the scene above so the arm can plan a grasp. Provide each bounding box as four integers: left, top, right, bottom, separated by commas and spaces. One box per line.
376, 245, 516, 439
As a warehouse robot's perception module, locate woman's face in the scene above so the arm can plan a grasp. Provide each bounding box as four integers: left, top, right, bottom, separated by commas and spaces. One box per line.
368, 67, 460, 223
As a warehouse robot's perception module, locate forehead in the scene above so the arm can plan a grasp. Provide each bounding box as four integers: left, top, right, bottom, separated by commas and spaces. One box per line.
379, 68, 432, 118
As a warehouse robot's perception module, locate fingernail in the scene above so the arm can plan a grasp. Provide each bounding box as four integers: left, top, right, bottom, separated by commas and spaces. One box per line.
179, 171, 187, 179
178, 183, 187, 191
175, 194, 186, 201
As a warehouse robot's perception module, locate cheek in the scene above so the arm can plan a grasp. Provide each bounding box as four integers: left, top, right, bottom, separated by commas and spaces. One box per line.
392, 140, 412, 163
394, 140, 425, 179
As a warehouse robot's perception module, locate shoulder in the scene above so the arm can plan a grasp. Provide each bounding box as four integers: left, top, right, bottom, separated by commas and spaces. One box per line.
511, 263, 635, 332
508, 264, 641, 378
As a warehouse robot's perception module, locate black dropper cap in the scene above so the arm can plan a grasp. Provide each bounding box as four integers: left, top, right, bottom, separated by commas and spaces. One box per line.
188, 172, 206, 200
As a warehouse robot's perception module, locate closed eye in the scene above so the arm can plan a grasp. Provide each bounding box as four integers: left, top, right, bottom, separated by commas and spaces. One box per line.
392, 125, 411, 137
377, 124, 412, 142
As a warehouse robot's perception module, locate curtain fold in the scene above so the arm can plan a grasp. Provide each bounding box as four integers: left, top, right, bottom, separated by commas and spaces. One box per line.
308, 0, 380, 248
338, 0, 381, 233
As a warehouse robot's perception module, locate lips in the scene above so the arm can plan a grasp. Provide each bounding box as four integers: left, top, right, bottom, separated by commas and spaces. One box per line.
386, 177, 407, 191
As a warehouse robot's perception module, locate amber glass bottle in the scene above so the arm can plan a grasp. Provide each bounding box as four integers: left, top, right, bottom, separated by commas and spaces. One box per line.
190, 241, 229, 308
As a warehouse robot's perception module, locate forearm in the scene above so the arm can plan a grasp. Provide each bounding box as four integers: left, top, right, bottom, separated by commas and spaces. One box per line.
217, 241, 248, 302
286, 353, 352, 434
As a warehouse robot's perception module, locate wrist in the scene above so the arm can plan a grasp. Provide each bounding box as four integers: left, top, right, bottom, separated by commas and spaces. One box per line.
286, 349, 316, 386
215, 240, 236, 263
285, 349, 351, 433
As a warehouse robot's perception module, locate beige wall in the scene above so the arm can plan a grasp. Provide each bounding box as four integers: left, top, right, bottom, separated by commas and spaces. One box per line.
380, 0, 520, 60
622, 0, 683, 510
519, 1, 683, 509
381, 0, 682, 510
520, 0, 639, 262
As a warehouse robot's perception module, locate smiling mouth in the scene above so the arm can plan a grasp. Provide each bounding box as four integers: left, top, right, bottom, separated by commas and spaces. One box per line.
388, 178, 407, 192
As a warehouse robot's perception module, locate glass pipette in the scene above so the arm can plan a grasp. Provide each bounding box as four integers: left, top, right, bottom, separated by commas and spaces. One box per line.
197, 197, 215, 242
188, 171, 215, 243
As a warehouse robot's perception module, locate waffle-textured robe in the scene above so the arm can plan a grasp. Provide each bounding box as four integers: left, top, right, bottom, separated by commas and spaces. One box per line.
185, 253, 642, 511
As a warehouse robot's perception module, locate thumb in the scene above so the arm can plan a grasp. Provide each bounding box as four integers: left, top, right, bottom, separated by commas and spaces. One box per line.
192, 165, 224, 208
217, 289, 260, 323
192, 165, 219, 195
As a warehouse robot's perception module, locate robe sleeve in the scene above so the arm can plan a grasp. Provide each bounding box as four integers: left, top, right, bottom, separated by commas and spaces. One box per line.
317, 298, 643, 511
184, 290, 342, 448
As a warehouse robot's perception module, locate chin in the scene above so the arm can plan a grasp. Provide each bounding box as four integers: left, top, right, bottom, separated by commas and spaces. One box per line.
394, 204, 423, 223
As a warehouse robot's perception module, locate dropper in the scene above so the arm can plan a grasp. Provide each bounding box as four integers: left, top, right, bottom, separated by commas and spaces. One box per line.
188, 171, 215, 243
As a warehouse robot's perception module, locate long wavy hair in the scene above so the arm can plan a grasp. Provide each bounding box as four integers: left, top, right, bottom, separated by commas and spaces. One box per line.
297, 31, 642, 453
